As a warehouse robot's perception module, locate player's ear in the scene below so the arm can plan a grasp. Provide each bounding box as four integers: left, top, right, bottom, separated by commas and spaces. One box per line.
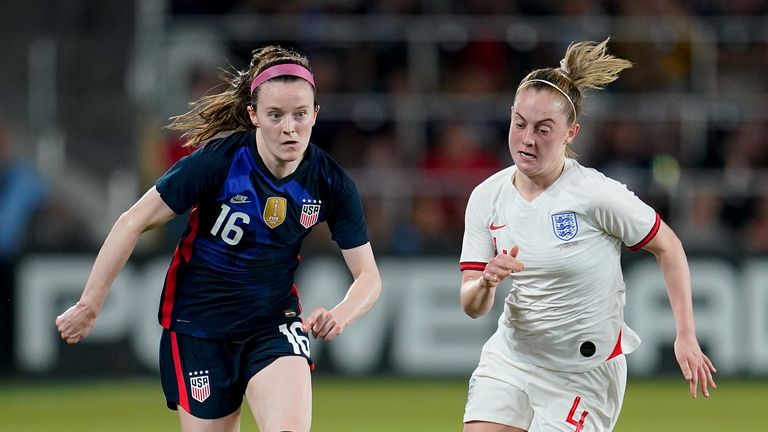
565, 122, 580, 144
247, 104, 259, 128
311, 104, 320, 126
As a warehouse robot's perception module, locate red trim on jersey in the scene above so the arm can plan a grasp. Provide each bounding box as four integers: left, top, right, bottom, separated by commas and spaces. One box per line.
628, 213, 661, 251
179, 207, 199, 261
460, 262, 487, 271
160, 207, 200, 328
171, 332, 190, 412
606, 328, 623, 361
291, 283, 302, 314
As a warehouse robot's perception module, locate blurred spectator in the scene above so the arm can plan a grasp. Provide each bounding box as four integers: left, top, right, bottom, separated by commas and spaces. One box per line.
590, 118, 652, 192
363, 0, 422, 15
718, 0, 768, 15
675, 187, 736, 254
421, 121, 502, 234
359, 132, 409, 254
422, 122, 502, 179
442, 39, 510, 93
0, 117, 48, 373
718, 121, 768, 230
741, 197, 768, 253
362, 197, 396, 254
390, 196, 459, 255
610, 0, 698, 92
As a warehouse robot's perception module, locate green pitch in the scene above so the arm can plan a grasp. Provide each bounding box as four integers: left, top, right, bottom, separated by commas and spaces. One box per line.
0, 377, 764, 431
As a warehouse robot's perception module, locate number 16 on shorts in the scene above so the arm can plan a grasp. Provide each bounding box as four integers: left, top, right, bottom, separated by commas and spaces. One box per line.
279, 322, 310, 356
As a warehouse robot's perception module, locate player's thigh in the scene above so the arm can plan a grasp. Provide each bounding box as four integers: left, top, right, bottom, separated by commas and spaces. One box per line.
465, 421, 528, 432
245, 355, 312, 432
178, 406, 241, 432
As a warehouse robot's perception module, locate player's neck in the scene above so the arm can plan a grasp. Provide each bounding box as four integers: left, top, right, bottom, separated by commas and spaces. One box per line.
513, 160, 566, 201
262, 156, 301, 179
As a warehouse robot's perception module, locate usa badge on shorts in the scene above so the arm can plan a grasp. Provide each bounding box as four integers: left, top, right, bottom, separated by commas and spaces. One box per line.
189, 371, 211, 403
300, 199, 321, 229
551, 211, 578, 241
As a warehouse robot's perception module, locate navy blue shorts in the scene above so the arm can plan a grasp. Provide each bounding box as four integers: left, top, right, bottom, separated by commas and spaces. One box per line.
159, 317, 312, 419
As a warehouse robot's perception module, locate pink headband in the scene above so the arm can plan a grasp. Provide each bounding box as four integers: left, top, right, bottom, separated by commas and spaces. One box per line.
250, 64, 316, 94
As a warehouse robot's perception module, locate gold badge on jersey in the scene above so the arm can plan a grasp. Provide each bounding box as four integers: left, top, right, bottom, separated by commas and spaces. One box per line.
263, 197, 287, 229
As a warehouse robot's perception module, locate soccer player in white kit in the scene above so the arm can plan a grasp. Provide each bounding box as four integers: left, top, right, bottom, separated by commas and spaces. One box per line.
459, 39, 717, 432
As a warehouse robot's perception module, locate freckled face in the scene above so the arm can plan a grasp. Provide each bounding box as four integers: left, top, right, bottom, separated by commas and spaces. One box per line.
508, 88, 579, 182
247, 80, 318, 168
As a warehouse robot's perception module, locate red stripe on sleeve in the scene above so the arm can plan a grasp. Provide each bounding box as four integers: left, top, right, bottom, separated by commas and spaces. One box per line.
628, 213, 661, 251
460, 262, 487, 271
171, 332, 190, 412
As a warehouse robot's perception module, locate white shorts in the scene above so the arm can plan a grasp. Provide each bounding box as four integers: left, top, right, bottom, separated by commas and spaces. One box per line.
464, 350, 627, 431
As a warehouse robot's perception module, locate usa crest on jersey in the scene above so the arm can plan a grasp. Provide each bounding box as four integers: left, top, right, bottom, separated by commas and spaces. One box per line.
300, 199, 321, 228
189, 371, 211, 403
551, 211, 578, 241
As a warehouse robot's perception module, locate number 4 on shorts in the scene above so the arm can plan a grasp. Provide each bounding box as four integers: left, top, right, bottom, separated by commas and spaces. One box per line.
565, 395, 588, 432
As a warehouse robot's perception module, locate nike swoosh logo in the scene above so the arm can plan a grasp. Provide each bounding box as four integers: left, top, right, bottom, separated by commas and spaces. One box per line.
230, 194, 251, 204
490, 223, 506, 230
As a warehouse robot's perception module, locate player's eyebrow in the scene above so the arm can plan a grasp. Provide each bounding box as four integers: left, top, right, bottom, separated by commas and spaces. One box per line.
264, 104, 311, 111
514, 112, 555, 125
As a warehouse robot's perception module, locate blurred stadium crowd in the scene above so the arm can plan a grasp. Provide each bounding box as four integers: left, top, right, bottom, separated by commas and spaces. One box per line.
1, 0, 768, 378
1, 0, 768, 262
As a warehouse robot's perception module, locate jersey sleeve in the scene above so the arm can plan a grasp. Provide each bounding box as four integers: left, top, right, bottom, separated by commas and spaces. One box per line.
325, 173, 369, 250
590, 176, 659, 250
459, 184, 495, 271
155, 143, 232, 214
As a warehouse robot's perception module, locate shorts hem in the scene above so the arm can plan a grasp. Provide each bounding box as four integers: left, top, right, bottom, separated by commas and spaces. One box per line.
167, 400, 242, 420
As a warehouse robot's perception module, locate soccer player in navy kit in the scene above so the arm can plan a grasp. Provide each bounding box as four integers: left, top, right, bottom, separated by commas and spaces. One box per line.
56, 46, 382, 432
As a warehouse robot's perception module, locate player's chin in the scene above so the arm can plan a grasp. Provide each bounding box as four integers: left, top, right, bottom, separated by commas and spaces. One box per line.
280, 142, 308, 155
512, 154, 537, 169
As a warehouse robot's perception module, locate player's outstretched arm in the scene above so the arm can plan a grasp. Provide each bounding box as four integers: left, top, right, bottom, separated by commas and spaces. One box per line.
460, 246, 523, 319
641, 220, 717, 398
55, 187, 176, 345
302, 242, 382, 340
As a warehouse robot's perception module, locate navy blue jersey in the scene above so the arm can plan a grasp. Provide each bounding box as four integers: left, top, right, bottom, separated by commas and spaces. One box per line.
155, 130, 368, 339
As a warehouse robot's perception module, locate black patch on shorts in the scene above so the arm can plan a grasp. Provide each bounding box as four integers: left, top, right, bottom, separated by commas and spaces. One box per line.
580, 341, 596, 357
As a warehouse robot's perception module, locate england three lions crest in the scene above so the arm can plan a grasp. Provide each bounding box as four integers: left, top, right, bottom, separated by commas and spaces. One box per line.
300, 199, 322, 229
551, 211, 578, 241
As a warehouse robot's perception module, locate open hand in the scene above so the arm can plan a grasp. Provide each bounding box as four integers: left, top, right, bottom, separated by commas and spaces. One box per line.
674, 335, 717, 398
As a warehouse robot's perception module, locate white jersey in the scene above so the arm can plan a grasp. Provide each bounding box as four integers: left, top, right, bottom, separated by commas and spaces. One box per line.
460, 158, 659, 372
